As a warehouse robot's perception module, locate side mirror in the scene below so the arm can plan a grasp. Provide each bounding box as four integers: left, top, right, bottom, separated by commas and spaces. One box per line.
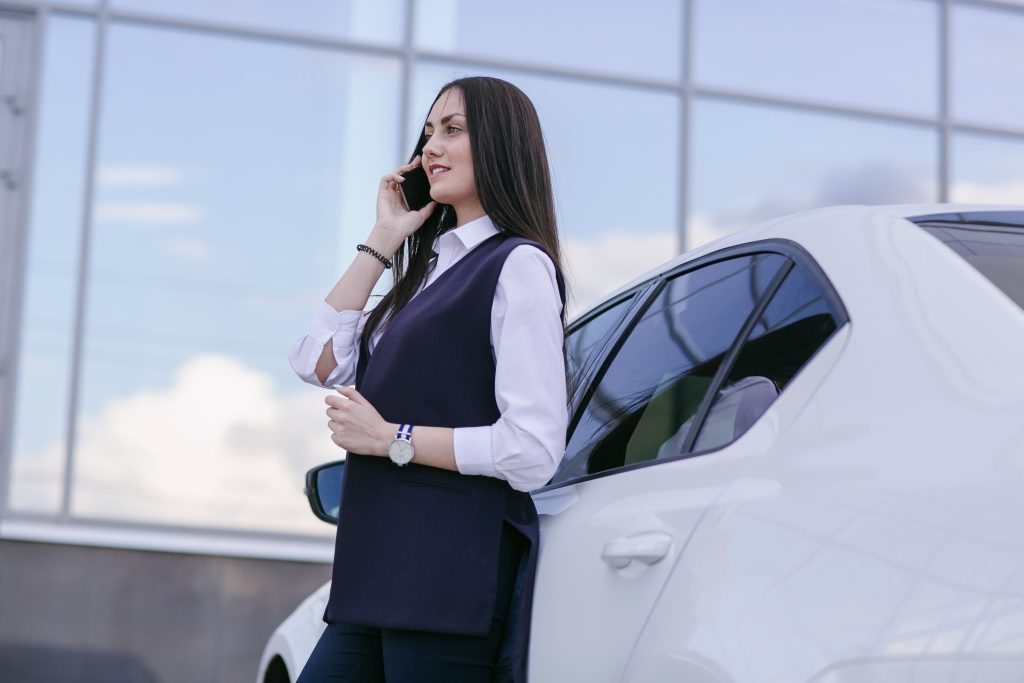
304, 459, 345, 525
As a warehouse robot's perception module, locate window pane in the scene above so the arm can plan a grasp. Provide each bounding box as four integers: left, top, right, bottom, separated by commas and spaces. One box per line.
566, 294, 636, 398
552, 254, 787, 485
8, 16, 95, 514
690, 98, 938, 248
694, 0, 938, 116
694, 261, 840, 451
952, 5, 1024, 131
68, 23, 401, 533
916, 222, 1024, 311
110, 0, 405, 45
414, 0, 683, 81
412, 64, 682, 316
951, 133, 1024, 205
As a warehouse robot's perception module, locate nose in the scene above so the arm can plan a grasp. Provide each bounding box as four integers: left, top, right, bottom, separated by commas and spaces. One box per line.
422, 132, 441, 159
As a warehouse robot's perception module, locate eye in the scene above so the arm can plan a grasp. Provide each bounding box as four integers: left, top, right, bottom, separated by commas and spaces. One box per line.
447, 125, 461, 134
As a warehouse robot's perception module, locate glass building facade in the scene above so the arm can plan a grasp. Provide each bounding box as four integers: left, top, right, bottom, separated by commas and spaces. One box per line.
0, 0, 1022, 560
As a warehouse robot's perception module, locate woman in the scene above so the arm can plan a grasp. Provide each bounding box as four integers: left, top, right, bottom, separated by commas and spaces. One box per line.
288, 76, 569, 682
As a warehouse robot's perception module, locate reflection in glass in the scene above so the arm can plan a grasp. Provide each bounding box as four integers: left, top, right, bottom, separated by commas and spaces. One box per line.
8, 16, 95, 514
67, 22, 401, 534
952, 5, 1024, 131
917, 222, 1024, 311
110, 0, 405, 45
316, 463, 343, 521
553, 254, 786, 485
690, 98, 938, 248
412, 63, 682, 317
415, 0, 683, 81
566, 294, 635, 399
951, 133, 1024, 206
694, 262, 840, 451
694, 0, 938, 116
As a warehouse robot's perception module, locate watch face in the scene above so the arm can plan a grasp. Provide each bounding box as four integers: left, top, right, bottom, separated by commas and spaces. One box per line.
388, 439, 414, 465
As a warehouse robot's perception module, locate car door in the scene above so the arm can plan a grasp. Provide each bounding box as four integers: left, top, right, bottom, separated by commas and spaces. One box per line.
528, 251, 792, 682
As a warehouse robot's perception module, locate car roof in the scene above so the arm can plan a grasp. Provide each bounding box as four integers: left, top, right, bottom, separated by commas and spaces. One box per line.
572, 203, 1024, 324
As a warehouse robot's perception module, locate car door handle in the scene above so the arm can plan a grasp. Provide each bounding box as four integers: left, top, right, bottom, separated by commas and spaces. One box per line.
601, 532, 672, 569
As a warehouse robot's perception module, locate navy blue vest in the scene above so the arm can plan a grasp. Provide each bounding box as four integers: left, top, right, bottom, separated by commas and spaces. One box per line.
323, 230, 565, 681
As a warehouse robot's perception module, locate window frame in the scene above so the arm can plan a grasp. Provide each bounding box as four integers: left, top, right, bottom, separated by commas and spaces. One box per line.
540, 238, 849, 493
564, 282, 658, 413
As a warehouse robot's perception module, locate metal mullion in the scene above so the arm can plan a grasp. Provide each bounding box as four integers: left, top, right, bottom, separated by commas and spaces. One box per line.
60, 0, 106, 521
679, 0, 693, 252
955, 0, 1024, 14
0, 7, 45, 519
0, 513, 335, 562
399, 0, 414, 158
939, 0, 951, 202
694, 84, 941, 129
105, 7, 406, 59
0, 1, 98, 16
413, 49, 682, 94
952, 122, 1024, 140
5, 507, 335, 544
680, 258, 795, 455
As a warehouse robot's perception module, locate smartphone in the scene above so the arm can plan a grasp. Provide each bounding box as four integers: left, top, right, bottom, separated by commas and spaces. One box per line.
400, 164, 433, 212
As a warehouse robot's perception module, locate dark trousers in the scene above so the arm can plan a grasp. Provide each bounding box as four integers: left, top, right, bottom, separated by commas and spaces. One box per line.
296, 522, 525, 683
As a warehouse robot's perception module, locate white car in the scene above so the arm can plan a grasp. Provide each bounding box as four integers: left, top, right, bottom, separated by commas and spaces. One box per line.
258, 204, 1024, 682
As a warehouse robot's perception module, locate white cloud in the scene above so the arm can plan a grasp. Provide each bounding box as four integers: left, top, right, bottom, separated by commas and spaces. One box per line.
94, 202, 203, 225
164, 236, 213, 261
97, 165, 181, 187
563, 230, 678, 318
951, 179, 1024, 205
12, 354, 343, 535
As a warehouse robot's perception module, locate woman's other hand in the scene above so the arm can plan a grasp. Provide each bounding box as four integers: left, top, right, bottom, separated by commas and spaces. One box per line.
374, 155, 437, 243
326, 386, 394, 457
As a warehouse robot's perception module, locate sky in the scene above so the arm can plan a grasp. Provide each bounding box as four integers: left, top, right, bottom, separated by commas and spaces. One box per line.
5, 0, 1024, 534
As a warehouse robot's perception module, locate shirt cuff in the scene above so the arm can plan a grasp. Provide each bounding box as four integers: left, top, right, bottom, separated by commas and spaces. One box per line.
307, 300, 342, 344
452, 425, 496, 477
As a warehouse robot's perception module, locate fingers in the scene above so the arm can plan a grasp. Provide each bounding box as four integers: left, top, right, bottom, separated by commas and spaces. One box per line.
380, 155, 421, 192
417, 201, 437, 220
335, 385, 369, 405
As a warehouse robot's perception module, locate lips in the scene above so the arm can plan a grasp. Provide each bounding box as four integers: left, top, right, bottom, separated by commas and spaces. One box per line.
428, 164, 450, 176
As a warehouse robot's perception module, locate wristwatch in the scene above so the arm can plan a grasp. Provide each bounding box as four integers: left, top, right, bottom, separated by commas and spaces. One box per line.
387, 423, 415, 466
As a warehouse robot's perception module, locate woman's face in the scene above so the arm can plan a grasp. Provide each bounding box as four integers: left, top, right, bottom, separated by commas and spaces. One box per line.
421, 88, 479, 213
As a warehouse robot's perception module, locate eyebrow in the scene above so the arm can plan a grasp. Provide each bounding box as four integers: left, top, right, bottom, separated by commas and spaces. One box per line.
424, 113, 465, 129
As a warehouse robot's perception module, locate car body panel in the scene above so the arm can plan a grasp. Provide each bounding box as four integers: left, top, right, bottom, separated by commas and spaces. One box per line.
620, 210, 1024, 681
259, 204, 1024, 682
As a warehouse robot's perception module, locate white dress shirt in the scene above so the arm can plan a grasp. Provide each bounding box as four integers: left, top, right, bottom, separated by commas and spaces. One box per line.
288, 214, 567, 492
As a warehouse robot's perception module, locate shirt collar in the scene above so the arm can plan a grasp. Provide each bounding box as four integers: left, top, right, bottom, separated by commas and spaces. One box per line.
436, 214, 501, 252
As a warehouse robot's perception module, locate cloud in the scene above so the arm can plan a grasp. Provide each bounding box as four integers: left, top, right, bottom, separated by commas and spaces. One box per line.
690, 162, 935, 248
11, 354, 342, 535
163, 236, 213, 261
97, 165, 181, 187
563, 230, 678, 318
94, 202, 203, 225
951, 179, 1024, 205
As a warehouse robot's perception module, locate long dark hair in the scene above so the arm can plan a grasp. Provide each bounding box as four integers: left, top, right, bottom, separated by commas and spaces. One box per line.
361, 76, 569, 356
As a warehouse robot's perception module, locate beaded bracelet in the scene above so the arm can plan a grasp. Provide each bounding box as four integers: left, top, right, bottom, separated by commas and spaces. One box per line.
356, 243, 393, 269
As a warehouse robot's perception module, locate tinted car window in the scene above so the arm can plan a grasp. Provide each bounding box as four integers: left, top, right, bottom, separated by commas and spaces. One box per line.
551, 253, 787, 485
916, 222, 1024, 310
692, 260, 841, 452
566, 294, 636, 399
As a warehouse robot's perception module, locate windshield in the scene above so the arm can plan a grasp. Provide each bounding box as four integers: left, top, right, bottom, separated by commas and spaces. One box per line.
911, 212, 1024, 310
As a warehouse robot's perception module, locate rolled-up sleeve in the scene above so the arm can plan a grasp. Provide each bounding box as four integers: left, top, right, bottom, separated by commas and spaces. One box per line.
453, 245, 568, 492
288, 300, 367, 388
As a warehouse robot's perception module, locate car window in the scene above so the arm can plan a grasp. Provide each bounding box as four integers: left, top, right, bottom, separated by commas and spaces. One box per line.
550, 253, 787, 486
566, 294, 636, 399
914, 221, 1024, 311
691, 259, 842, 452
